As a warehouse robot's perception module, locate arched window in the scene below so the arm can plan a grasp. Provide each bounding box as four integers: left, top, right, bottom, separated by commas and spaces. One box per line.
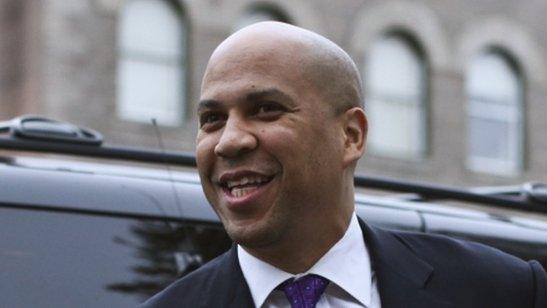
466, 51, 524, 175
234, 6, 290, 31
117, 0, 186, 126
365, 35, 428, 159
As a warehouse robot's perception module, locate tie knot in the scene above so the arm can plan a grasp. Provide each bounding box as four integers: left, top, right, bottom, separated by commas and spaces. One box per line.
277, 274, 329, 308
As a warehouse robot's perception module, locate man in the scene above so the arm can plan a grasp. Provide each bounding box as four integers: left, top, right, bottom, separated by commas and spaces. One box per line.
141, 22, 546, 308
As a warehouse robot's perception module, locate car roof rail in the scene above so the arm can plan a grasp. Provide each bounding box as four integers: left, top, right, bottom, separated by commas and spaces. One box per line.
0, 115, 103, 145
355, 175, 547, 213
0, 115, 196, 165
1, 115, 546, 214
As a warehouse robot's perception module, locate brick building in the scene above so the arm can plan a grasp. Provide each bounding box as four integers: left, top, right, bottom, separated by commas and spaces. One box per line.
1, 0, 546, 186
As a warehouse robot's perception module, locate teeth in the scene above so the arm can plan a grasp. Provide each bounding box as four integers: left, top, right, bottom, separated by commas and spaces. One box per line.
231, 187, 256, 198
226, 176, 269, 189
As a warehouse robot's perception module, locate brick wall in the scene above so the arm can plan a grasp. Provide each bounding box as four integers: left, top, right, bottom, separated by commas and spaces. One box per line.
3, 0, 546, 186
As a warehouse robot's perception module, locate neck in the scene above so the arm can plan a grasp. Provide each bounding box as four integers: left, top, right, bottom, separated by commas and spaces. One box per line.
243, 207, 353, 274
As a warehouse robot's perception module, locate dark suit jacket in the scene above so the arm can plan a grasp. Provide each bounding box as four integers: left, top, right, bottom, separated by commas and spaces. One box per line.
140, 218, 547, 307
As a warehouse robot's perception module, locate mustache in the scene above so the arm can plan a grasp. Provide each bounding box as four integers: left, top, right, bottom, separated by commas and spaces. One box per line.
217, 156, 273, 169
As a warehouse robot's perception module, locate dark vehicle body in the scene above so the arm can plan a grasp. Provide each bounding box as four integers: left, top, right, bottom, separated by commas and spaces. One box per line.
1, 116, 546, 307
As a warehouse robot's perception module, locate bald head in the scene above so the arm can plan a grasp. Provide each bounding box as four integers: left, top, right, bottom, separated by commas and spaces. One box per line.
202, 22, 363, 114
196, 22, 368, 259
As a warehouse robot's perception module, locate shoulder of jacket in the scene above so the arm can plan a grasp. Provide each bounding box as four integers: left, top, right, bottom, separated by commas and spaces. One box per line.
138, 251, 231, 307
392, 229, 524, 264
390, 229, 534, 284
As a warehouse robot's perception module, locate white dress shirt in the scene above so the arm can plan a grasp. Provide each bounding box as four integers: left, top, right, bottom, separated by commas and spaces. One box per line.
238, 213, 381, 308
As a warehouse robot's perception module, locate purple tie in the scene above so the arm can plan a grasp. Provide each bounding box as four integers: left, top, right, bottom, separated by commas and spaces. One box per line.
277, 274, 329, 308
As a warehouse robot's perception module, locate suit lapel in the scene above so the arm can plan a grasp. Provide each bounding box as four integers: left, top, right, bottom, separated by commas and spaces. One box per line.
358, 218, 454, 308
200, 245, 255, 308
201, 219, 455, 308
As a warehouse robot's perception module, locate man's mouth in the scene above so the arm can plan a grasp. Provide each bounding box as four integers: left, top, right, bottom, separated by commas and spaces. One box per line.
220, 174, 274, 198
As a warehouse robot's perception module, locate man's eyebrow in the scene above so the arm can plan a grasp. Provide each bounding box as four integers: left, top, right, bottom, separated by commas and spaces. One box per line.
246, 88, 296, 106
197, 88, 296, 113
197, 99, 221, 113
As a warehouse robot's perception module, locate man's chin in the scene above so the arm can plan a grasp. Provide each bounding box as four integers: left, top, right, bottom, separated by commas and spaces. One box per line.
225, 221, 284, 249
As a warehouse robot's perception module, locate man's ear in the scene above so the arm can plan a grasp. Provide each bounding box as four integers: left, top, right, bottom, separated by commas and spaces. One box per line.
342, 107, 367, 168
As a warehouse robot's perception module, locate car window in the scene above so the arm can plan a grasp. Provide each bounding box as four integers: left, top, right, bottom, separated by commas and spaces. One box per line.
0, 206, 231, 307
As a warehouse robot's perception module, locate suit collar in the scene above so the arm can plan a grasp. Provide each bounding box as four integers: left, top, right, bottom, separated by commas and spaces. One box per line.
358, 218, 454, 308
200, 244, 255, 308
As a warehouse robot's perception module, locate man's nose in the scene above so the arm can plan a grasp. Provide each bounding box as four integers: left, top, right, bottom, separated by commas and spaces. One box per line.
214, 118, 257, 158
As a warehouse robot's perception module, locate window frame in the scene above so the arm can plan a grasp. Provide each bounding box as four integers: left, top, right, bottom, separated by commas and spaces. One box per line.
465, 49, 525, 176
116, 0, 188, 127
364, 33, 429, 160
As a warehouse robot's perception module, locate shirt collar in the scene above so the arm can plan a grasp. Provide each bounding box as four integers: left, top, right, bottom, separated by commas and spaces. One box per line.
237, 245, 293, 307
238, 213, 372, 307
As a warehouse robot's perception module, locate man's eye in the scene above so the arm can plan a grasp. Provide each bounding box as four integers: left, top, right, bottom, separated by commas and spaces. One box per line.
199, 112, 225, 127
256, 102, 284, 115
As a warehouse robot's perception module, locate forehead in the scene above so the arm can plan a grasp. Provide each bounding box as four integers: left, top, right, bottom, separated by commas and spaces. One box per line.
200, 51, 309, 104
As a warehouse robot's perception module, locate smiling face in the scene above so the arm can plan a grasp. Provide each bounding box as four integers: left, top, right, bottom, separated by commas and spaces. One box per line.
197, 56, 341, 247
196, 24, 365, 252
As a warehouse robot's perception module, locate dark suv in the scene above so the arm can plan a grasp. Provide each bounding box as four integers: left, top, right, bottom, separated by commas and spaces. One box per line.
1, 116, 546, 308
